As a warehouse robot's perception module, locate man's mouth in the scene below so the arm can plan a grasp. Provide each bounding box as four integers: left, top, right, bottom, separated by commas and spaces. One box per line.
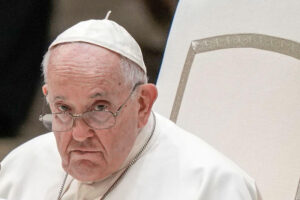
71, 149, 100, 154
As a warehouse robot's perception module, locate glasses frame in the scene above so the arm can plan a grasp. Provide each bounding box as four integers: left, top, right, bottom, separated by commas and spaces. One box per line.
39, 82, 143, 132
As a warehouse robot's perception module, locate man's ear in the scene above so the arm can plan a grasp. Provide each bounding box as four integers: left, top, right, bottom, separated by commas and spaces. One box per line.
42, 84, 48, 96
137, 84, 158, 128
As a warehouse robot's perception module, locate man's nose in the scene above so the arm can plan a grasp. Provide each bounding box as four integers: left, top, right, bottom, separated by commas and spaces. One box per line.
71, 118, 94, 142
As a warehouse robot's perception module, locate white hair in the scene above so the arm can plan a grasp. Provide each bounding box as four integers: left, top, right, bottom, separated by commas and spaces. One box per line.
119, 55, 148, 87
41, 47, 148, 87
41, 50, 50, 83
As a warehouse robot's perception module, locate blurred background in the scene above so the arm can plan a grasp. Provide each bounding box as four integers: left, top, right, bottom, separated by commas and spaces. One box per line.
0, 0, 178, 160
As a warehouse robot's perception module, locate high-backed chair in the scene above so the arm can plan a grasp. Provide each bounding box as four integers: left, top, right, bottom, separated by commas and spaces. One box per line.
154, 1, 300, 199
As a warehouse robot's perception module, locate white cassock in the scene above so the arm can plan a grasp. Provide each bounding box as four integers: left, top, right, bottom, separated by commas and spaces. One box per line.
0, 112, 258, 200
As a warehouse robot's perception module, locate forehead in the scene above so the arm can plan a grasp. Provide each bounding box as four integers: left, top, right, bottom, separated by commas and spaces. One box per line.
46, 43, 126, 99
48, 42, 122, 75
48, 43, 124, 83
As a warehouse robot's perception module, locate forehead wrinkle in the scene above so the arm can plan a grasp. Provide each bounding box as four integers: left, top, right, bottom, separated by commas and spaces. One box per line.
48, 58, 123, 85
49, 54, 116, 72
49, 64, 114, 80
47, 65, 125, 103
49, 42, 121, 72
48, 60, 124, 86
47, 43, 129, 101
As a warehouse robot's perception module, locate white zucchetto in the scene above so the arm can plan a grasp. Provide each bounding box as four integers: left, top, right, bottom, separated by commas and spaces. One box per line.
49, 13, 146, 73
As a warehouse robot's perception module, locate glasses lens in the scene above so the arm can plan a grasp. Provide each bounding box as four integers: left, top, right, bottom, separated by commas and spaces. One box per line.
41, 114, 53, 131
84, 111, 115, 129
41, 113, 72, 132
40, 111, 116, 131
52, 113, 73, 131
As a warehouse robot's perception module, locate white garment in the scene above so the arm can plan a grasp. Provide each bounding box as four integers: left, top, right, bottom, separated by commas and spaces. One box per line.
0, 112, 258, 200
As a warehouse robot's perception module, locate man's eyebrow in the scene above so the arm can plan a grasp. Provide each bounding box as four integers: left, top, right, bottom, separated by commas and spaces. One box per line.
53, 96, 65, 101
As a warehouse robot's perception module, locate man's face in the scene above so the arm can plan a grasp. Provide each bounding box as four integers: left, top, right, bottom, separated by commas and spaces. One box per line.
43, 43, 141, 182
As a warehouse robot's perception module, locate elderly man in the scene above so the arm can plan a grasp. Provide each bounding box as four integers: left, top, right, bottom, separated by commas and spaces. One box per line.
0, 16, 258, 200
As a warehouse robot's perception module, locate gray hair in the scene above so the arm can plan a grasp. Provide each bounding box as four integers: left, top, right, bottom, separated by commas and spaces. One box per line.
41, 48, 148, 87
119, 55, 148, 87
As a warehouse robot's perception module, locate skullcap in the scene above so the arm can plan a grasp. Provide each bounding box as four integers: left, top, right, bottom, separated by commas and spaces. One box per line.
49, 14, 146, 73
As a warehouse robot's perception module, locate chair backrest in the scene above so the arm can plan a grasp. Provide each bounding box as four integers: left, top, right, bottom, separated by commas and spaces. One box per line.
154, 1, 300, 200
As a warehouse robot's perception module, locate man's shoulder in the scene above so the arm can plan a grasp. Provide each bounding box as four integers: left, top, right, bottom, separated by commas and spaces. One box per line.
155, 112, 250, 170
0, 133, 61, 174
1, 133, 58, 164
154, 112, 227, 160
153, 112, 257, 197
0, 133, 64, 199
155, 112, 243, 168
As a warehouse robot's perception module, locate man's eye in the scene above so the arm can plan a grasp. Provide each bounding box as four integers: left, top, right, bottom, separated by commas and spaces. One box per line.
94, 104, 107, 111
58, 105, 70, 112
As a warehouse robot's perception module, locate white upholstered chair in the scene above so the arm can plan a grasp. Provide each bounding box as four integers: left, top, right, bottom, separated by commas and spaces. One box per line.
154, 0, 300, 199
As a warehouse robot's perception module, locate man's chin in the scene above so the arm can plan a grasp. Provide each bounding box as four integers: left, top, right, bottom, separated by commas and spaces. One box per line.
66, 159, 108, 182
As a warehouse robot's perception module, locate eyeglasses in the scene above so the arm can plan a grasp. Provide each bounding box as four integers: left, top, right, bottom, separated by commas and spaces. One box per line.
39, 83, 142, 132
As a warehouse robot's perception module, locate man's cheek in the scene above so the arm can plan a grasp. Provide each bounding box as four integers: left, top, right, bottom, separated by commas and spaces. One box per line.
61, 154, 70, 171
55, 136, 67, 159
